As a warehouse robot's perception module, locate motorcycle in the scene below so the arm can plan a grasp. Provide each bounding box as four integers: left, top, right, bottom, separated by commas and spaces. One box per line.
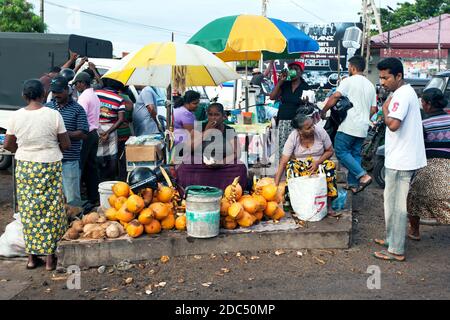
373, 145, 385, 188
361, 118, 386, 172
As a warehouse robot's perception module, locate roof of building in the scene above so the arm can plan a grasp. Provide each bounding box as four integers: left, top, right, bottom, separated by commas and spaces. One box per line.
371, 14, 450, 49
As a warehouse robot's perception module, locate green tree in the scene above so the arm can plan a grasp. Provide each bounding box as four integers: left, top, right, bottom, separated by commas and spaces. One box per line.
380, 0, 450, 32
0, 0, 47, 32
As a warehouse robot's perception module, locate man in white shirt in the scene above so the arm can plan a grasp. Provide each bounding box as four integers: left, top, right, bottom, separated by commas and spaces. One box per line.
321, 56, 377, 193
374, 57, 427, 262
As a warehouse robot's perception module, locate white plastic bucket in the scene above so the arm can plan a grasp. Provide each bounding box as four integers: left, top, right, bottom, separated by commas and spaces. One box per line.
185, 186, 222, 238
98, 181, 120, 209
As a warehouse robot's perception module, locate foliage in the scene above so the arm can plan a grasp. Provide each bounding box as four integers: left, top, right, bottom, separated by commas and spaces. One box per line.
237, 60, 259, 68
0, 0, 47, 33
379, 0, 450, 31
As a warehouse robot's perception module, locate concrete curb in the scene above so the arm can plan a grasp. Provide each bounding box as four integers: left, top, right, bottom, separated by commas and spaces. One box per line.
57, 190, 353, 269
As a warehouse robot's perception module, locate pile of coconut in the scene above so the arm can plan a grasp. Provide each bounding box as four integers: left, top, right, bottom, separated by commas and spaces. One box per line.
63, 211, 126, 240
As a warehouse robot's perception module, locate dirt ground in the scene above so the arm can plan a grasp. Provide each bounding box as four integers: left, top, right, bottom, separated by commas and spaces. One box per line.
0, 168, 449, 300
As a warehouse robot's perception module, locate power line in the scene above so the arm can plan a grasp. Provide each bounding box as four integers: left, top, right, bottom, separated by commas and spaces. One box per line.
44, 0, 193, 38
289, 0, 328, 23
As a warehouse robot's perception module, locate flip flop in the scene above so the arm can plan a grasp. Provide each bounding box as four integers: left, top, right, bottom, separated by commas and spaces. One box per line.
374, 239, 389, 248
408, 234, 421, 241
352, 178, 373, 194
327, 211, 343, 218
373, 250, 405, 262
26, 257, 45, 270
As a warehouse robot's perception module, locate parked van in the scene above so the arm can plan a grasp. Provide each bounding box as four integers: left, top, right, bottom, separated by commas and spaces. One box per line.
0, 33, 113, 169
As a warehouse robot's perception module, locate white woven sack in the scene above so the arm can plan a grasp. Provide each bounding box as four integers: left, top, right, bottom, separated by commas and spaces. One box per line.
287, 165, 328, 222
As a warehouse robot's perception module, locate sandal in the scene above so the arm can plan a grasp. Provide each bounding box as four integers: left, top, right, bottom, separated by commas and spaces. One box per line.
408, 234, 421, 241
373, 250, 405, 262
327, 210, 343, 218
26, 257, 45, 270
352, 178, 373, 194
374, 239, 389, 248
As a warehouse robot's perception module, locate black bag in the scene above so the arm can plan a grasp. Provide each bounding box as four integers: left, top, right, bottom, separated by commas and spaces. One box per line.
324, 96, 354, 144
330, 96, 353, 126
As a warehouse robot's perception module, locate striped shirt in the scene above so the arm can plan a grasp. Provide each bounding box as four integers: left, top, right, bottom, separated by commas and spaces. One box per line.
46, 99, 89, 161
95, 89, 126, 124
423, 111, 450, 159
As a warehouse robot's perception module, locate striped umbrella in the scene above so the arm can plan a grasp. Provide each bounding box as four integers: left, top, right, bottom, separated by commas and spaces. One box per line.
102, 42, 240, 87
102, 42, 240, 163
188, 15, 319, 61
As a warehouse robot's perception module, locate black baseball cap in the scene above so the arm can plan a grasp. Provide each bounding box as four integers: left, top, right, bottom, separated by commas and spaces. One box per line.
49, 76, 69, 93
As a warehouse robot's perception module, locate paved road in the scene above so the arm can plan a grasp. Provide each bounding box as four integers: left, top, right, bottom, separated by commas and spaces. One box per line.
0, 171, 449, 300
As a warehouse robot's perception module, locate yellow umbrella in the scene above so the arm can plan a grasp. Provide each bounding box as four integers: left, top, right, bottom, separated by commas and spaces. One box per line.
103, 42, 240, 163
103, 42, 240, 88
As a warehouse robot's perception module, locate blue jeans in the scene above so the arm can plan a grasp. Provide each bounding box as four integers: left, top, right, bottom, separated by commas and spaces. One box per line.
62, 160, 82, 206
334, 132, 366, 187
384, 168, 415, 255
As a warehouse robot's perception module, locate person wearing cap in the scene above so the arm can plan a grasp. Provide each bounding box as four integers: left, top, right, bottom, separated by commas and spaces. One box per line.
73, 72, 101, 205
46, 67, 79, 103
46, 76, 89, 206
269, 61, 310, 160
4, 79, 71, 270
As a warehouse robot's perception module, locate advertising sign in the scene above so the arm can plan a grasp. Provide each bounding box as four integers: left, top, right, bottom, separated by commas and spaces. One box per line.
273, 22, 364, 89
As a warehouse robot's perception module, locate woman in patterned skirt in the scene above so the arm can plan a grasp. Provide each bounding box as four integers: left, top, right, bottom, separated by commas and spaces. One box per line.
407, 88, 450, 240
274, 111, 339, 217
4, 80, 71, 270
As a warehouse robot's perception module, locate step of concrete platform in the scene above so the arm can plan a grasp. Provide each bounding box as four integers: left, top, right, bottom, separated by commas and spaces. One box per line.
336, 171, 347, 184
56, 191, 353, 269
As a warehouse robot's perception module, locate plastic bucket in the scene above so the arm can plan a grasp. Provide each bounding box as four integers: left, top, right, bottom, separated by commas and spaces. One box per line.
98, 181, 120, 209
185, 186, 223, 238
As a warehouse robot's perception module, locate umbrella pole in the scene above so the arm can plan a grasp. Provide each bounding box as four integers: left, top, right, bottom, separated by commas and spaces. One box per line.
245, 57, 249, 112
166, 79, 174, 164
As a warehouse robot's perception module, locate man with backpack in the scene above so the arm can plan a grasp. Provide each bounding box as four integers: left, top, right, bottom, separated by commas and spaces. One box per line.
321, 56, 377, 194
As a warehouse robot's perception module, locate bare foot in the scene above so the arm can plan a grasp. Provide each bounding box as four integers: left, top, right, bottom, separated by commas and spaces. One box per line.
359, 174, 372, 184
46, 255, 56, 271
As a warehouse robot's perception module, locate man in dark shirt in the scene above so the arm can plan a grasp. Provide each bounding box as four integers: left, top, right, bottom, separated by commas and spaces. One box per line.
46, 76, 89, 206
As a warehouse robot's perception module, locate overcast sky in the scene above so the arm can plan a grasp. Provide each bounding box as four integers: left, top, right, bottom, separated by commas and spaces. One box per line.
28, 0, 414, 56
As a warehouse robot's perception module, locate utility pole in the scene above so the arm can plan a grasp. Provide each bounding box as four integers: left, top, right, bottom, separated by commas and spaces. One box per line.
262, 0, 268, 16
438, 13, 442, 72
260, 0, 269, 70
40, 0, 44, 24
361, 0, 382, 75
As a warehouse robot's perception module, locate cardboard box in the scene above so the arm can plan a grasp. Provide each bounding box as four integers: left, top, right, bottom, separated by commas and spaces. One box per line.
126, 143, 163, 162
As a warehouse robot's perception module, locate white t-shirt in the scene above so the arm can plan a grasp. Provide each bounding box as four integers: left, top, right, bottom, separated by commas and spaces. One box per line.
6, 107, 67, 163
385, 84, 427, 171
336, 75, 376, 138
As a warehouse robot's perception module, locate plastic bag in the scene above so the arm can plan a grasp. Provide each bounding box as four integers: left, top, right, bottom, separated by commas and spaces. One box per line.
287, 166, 328, 222
332, 188, 348, 211
0, 213, 26, 257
